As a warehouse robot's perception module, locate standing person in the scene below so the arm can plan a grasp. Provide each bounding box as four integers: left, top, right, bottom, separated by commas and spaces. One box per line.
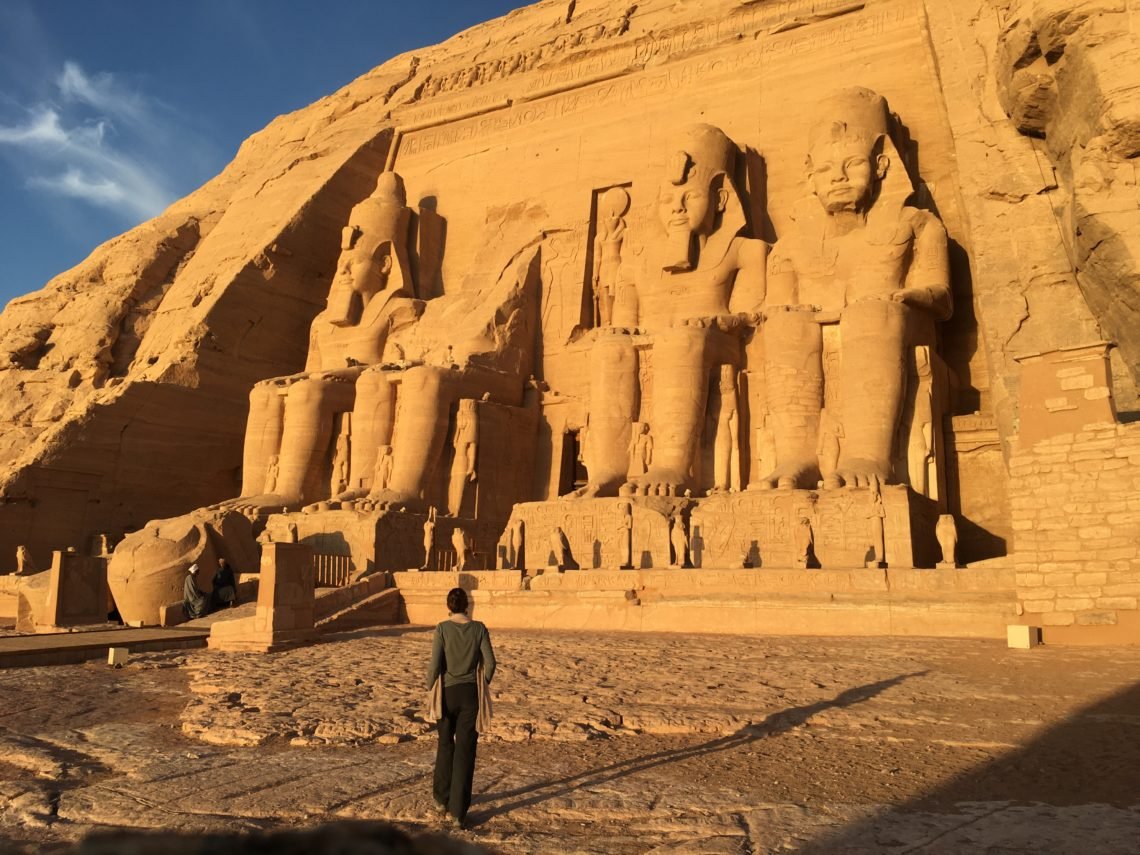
212, 558, 237, 608
182, 564, 210, 619
426, 587, 495, 828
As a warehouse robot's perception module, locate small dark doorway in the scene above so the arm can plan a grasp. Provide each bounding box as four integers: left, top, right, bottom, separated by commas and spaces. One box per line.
558, 429, 589, 496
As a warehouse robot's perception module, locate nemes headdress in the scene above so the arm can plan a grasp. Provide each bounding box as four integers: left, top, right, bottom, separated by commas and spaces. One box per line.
669, 123, 737, 186
662, 123, 747, 271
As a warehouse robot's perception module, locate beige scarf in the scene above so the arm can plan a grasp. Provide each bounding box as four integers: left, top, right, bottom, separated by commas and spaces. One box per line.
426, 622, 494, 733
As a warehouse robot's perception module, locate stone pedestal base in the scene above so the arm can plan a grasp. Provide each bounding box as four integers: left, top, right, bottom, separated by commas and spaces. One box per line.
503, 486, 939, 571
209, 543, 317, 653
391, 566, 1017, 639
260, 508, 503, 577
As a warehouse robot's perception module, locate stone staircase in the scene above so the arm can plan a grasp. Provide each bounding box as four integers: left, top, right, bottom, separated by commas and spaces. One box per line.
315, 573, 402, 633
392, 566, 1019, 639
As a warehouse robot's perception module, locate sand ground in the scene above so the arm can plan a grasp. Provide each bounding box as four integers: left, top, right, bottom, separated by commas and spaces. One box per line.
0, 627, 1138, 853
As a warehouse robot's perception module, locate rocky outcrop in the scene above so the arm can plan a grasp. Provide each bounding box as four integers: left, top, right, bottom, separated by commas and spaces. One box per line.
994, 0, 1140, 411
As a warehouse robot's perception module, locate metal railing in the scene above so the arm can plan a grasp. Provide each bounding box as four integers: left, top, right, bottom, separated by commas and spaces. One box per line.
313, 553, 352, 587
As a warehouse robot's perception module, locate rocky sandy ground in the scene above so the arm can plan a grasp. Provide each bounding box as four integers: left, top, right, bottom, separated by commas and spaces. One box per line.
0, 628, 1138, 853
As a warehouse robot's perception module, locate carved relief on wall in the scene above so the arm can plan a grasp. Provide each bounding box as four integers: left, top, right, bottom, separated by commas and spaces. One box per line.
589, 186, 631, 329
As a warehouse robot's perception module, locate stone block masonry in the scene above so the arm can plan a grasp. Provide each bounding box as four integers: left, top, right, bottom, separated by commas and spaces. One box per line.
1010, 419, 1140, 644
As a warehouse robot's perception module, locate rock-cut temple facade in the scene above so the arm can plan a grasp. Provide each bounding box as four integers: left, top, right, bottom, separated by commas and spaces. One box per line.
1, 0, 1138, 645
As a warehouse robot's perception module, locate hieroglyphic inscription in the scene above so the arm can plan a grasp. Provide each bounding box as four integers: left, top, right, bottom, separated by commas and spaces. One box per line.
403, 0, 868, 116
396, 3, 916, 163
691, 486, 916, 568
511, 499, 671, 569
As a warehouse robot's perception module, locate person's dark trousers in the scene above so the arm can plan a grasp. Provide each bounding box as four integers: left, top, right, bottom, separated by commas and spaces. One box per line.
433, 681, 479, 821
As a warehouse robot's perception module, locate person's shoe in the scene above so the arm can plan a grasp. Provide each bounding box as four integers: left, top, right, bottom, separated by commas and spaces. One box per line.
432, 799, 448, 816
444, 813, 467, 830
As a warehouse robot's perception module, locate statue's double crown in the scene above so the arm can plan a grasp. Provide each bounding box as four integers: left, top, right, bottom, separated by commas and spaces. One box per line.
808, 87, 891, 150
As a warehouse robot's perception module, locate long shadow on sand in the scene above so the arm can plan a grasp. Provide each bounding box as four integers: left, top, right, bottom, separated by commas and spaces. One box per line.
793, 677, 1140, 853
469, 670, 928, 826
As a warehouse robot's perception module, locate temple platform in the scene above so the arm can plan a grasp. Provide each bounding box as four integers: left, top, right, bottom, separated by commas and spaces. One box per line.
392, 565, 1016, 639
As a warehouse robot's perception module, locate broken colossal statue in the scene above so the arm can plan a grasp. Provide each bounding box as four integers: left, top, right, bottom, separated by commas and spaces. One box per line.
109, 166, 542, 620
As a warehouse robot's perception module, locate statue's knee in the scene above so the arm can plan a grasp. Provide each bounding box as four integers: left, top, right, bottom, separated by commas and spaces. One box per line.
401, 365, 449, 404
287, 377, 327, 409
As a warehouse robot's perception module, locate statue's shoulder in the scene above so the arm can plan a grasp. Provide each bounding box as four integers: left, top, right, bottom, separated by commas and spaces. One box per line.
734, 235, 769, 266
900, 205, 944, 233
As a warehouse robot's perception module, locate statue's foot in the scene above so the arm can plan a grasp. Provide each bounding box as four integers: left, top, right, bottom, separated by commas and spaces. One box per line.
365, 489, 425, 512
834, 458, 890, 489
569, 483, 603, 499
333, 487, 370, 503
622, 467, 689, 497
569, 478, 626, 498
216, 493, 300, 515
749, 461, 821, 491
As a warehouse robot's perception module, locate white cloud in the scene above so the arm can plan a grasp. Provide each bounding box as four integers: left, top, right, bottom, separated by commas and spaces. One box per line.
0, 62, 178, 222
57, 61, 151, 127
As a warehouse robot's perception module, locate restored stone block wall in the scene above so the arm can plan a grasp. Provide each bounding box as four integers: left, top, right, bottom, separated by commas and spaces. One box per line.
1011, 421, 1140, 643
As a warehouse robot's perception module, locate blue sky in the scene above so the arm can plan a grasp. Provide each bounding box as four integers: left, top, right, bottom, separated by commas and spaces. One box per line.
0, 0, 523, 309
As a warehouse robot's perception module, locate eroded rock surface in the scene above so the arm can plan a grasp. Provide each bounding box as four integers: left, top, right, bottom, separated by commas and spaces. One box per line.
0, 630, 1138, 853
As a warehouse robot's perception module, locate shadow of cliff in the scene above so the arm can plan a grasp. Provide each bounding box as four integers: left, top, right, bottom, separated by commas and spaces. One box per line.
469, 671, 927, 826
795, 678, 1140, 853
0, 819, 484, 854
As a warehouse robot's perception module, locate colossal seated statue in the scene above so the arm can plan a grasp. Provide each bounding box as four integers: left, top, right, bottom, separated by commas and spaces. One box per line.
579, 124, 767, 498
756, 87, 951, 490
231, 170, 539, 515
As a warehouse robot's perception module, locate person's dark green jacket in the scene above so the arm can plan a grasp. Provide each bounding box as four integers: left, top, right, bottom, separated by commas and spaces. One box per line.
426, 613, 496, 689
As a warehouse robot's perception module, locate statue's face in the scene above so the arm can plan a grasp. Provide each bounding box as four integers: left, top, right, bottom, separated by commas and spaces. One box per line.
658, 174, 719, 238
808, 137, 886, 214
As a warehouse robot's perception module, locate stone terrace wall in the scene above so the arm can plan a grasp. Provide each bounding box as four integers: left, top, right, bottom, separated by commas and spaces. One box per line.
1011, 421, 1140, 643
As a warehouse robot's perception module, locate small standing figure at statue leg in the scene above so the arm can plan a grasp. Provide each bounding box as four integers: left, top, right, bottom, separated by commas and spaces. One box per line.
669, 516, 689, 569
509, 518, 524, 570
452, 527, 470, 573
422, 506, 437, 571
550, 526, 569, 571
866, 477, 887, 568
628, 422, 654, 478
617, 501, 633, 568
15, 544, 35, 576
936, 514, 959, 569
794, 517, 814, 569
448, 400, 479, 517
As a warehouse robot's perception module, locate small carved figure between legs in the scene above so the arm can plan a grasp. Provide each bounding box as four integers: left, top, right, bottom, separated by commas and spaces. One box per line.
794, 517, 814, 569
866, 477, 887, 568
422, 506, 437, 571
549, 526, 569, 571
669, 516, 689, 569
617, 501, 633, 568
452, 527, 470, 573
509, 518, 525, 570
936, 514, 959, 569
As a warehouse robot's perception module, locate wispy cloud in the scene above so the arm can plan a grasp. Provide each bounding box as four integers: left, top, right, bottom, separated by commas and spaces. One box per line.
0, 62, 179, 222
57, 61, 151, 127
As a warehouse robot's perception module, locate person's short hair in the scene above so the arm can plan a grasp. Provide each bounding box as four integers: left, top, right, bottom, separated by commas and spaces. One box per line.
446, 587, 468, 614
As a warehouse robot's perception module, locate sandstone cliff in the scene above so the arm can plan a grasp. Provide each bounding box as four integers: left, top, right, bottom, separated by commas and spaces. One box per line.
0, 0, 1135, 570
